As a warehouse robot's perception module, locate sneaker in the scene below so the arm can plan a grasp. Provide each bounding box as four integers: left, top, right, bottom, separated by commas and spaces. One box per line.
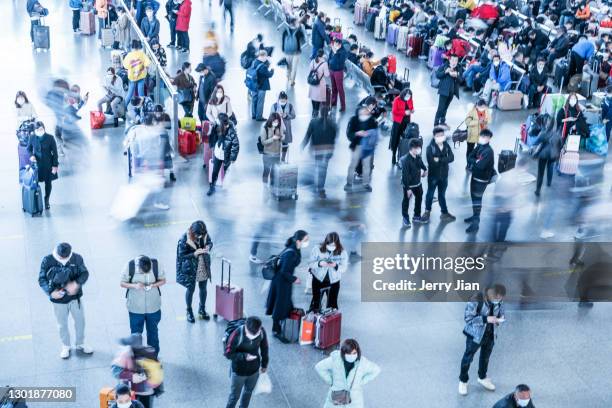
167, 43, 175, 48
403, 217, 411, 228
477, 378, 496, 391
76, 344, 93, 354
472, 91, 481, 97
421, 211, 430, 223
169, 172, 176, 182
198, 308, 210, 320
413, 216, 428, 224
153, 202, 170, 210
273, 332, 290, 344
186, 309, 195, 323
249, 255, 263, 264
180, 48, 190, 53
539, 230, 555, 239
60, 346, 71, 359
363, 184, 372, 192
441, 212, 456, 221
206, 186, 215, 196
458, 381, 468, 396
466, 223, 479, 233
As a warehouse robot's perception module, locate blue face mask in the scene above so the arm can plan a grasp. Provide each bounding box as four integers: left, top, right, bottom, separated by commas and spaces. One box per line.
491, 300, 501, 305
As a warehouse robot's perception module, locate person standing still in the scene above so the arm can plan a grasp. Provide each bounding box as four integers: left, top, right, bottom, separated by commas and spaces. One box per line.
27, 121, 58, 210
38, 242, 93, 359
458, 284, 506, 396
399, 138, 427, 228
422, 127, 456, 223
434, 55, 462, 128
69, 0, 82, 33
165, 0, 179, 48
120, 256, 166, 356
251, 50, 275, 121
328, 39, 348, 112
465, 129, 495, 234
224, 316, 269, 408
175, 0, 192, 53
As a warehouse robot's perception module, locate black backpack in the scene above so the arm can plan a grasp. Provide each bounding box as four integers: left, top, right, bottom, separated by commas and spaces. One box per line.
222, 318, 246, 353
126, 259, 160, 297
307, 62, 325, 86
261, 248, 294, 280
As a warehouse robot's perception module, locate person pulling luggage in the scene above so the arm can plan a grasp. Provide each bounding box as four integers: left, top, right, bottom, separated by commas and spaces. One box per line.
27, 121, 58, 210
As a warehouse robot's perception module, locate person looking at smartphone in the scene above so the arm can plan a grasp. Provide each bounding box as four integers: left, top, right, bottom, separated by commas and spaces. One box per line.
307, 232, 348, 312
120, 255, 166, 356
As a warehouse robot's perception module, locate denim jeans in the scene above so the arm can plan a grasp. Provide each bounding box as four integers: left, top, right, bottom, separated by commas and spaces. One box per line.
463, 64, 485, 89
30, 19, 40, 42
129, 310, 162, 354
459, 332, 495, 382
226, 371, 259, 408
168, 19, 177, 45
97, 17, 105, 39
125, 79, 145, 106
251, 90, 267, 119
314, 151, 333, 192
425, 177, 448, 213
177, 30, 190, 50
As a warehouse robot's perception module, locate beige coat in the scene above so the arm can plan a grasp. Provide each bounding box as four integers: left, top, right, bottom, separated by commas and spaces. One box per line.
465, 106, 491, 144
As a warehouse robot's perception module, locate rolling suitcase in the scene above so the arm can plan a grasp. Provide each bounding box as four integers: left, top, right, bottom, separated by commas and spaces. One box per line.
553, 59, 568, 89
406, 33, 423, 57
33, 22, 50, 50
214, 258, 243, 321
281, 308, 304, 343
21, 165, 43, 216
386, 23, 399, 45
354, 2, 366, 25
498, 148, 517, 173
314, 309, 342, 349
397, 26, 410, 51
374, 15, 386, 40
80, 10, 96, 35
101, 17, 114, 48
178, 129, 197, 156
558, 150, 580, 175
497, 90, 523, 111
271, 149, 298, 200
365, 11, 377, 32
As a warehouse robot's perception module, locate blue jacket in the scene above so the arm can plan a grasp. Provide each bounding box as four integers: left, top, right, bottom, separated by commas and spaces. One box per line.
69, 0, 81, 9
328, 47, 348, 72
140, 16, 160, 40
601, 97, 612, 122
463, 295, 505, 344
311, 18, 328, 48
253, 60, 274, 91
572, 39, 595, 60
488, 62, 512, 92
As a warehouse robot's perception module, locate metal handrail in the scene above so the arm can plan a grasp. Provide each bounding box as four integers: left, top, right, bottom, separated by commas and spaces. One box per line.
116, 0, 178, 147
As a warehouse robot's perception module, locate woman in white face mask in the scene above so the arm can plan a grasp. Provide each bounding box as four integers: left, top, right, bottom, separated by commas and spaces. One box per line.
265, 230, 308, 343
15, 91, 37, 124
308, 232, 348, 312
315, 339, 380, 408
206, 84, 234, 126
556, 91, 588, 140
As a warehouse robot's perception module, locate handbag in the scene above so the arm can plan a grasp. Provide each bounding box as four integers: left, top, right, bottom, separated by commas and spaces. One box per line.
178, 88, 193, 104
331, 365, 358, 405
451, 120, 468, 148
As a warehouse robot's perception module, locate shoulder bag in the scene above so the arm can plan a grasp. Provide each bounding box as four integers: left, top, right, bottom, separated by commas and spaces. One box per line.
331, 364, 358, 405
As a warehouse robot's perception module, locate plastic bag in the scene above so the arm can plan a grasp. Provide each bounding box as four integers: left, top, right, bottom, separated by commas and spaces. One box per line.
253, 372, 272, 395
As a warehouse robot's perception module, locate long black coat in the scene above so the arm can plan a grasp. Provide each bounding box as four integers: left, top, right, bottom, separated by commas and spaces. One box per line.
436, 63, 462, 99
176, 232, 213, 288
27, 133, 58, 183
265, 244, 301, 321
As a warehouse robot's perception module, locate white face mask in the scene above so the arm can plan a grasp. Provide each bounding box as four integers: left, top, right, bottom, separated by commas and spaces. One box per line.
17, 97, 25, 105
358, 114, 370, 122
414, 148, 422, 155
245, 329, 261, 340
146, 11, 153, 18
35, 129, 45, 137
537, 64, 545, 71
478, 137, 488, 145
300, 240, 310, 249
569, 98, 577, 107
117, 402, 132, 408
344, 353, 358, 363
326, 244, 336, 252
216, 92, 223, 99
517, 398, 530, 407
279, 101, 287, 107
272, 121, 279, 128
435, 136, 446, 144
493, 61, 500, 67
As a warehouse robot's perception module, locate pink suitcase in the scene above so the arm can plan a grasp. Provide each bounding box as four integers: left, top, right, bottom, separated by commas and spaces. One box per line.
497, 90, 524, 111
558, 150, 579, 175
80, 11, 95, 35
354, 2, 366, 25
314, 310, 342, 349
214, 258, 243, 321
208, 158, 224, 186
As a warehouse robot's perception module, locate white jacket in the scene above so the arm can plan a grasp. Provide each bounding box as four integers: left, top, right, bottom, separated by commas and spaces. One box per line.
315, 351, 381, 408
104, 75, 125, 98
308, 247, 348, 284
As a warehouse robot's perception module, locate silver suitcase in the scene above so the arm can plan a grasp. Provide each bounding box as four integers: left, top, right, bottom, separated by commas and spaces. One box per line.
271, 149, 298, 200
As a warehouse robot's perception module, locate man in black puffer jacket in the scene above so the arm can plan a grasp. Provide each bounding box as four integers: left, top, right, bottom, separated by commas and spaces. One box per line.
38, 242, 92, 359
400, 138, 427, 228
422, 127, 456, 223
225, 316, 269, 408
465, 129, 495, 234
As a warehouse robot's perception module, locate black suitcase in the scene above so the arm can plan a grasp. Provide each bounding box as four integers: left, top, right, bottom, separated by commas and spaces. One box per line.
554, 59, 568, 89
498, 150, 517, 174
404, 122, 420, 140
365, 12, 376, 32
33, 23, 50, 50
397, 138, 411, 168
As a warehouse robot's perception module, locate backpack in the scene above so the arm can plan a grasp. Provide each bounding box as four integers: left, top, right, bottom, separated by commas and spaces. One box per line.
245, 61, 263, 92
307, 62, 325, 86
222, 318, 246, 353
261, 248, 293, 280
240, 50, 254, 69
283, 29, 299, 54
126, 258, 161, 297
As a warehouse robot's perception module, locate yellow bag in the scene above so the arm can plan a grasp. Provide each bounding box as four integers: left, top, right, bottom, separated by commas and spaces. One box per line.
389, 10, 401, 22
179, 116, 196, 131
138, 358, 164, 388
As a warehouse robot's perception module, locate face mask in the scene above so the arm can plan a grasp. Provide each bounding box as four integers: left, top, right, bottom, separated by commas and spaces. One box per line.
491, 299, 501, 305
326, 244, 336, 252
272, 121, 279, 128
344, 353, 358, 363
516, 399, 530, 407
435, 136, 446, 144
300, 240, 310, 249
478, 137, 488, 145
537, 64, 545, 71
279, 101, 287, 107
146, 12, 153, 18
35, 130, 44, 137
216, 92, 223, 99
117, 402, 132, 408
245, 330, 260, 340
569, 98, 577, 107
358, 114, 370, 122
17, 98, 25, 105
493, 61, 500, 67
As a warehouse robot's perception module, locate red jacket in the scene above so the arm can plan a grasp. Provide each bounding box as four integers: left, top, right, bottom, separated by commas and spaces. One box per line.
391, 96, 414, 123
176, 0, 192, 32
471, 4, 499, 20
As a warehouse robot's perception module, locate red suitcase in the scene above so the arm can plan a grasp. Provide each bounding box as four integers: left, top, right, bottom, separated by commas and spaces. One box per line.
214, 258, 243, 321
314, 310, 342, 349
406, 34, 423, 57
178, 129, 197, 156
387, 55, 397, 74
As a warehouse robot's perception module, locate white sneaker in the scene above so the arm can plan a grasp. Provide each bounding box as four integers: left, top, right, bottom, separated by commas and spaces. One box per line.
478, 377, 496, 391
76, 344, 93, 354
153, 202, 170, 210
458, 381, 468, 396
540, 230, 555, 239
249, 255, 262, 264
60, 346, 71, 359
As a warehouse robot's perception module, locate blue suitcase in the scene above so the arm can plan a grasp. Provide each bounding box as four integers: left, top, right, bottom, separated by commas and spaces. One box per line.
22, 184, 43, 216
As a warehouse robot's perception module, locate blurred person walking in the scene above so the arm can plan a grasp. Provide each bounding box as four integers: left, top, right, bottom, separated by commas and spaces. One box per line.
301, 105, 337, 198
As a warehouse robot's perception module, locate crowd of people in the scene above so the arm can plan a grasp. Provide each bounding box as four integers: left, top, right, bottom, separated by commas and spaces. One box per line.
15, 0, 612, 406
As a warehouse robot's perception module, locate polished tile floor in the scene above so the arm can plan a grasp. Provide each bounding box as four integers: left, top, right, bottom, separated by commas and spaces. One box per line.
1, 0, 611, 406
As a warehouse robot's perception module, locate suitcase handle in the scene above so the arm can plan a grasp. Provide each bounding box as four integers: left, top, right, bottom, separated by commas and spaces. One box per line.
221, 257, 231, 292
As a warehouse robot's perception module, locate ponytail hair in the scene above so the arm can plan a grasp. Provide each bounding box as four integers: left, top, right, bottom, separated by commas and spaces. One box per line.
285, 229, 308, 247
